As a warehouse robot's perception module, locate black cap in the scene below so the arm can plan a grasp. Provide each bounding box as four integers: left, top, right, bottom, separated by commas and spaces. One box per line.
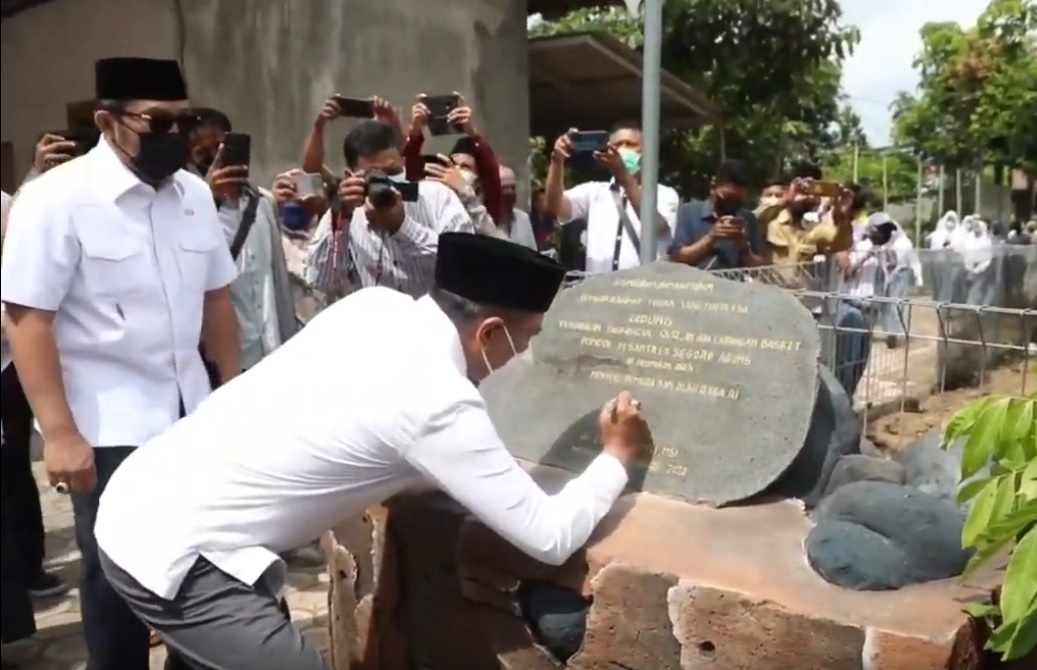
95, 57, 188, 102
435, 233, 566, 313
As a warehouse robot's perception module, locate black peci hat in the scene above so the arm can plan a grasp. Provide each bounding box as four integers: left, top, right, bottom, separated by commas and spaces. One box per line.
435, 233, 566, 313
95, 57, 188, 102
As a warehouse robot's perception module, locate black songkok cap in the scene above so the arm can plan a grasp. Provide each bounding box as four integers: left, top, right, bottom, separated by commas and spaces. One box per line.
450, 136, 479, 157
94, 58, 188, 102
435, 233, 566, 314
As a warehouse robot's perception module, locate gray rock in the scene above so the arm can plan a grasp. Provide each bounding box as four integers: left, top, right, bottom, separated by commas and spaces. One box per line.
518, 581, 589, 662
766, 365, 862, 506
808, 481, 969, 590
820, 455, 906, 500
892, 431, 970, 501
806, 520, 913, 590
482, 262, 823, 506
859, 438, 883, 458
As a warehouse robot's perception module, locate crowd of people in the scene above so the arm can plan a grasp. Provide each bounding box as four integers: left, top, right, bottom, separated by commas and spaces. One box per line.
0, 55, 1018, 670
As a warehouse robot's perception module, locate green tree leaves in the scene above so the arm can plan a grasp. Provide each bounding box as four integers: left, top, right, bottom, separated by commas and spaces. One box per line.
945, 392, 1037, 661
530, 0, 860, 195
892, 0, 1037, 172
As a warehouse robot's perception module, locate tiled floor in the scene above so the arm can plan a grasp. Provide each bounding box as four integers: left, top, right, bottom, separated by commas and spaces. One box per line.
1, 464, 331, 669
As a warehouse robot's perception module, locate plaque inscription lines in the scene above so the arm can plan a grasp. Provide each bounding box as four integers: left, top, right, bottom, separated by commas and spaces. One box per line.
555, 279, 806, 402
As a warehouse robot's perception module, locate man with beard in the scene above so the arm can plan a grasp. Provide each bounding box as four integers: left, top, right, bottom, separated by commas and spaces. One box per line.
0, 57, 239, 670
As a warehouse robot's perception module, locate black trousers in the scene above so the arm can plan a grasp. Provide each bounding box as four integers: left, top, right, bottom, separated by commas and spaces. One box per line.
0, 364, 46, 577
0, 364, 42, 644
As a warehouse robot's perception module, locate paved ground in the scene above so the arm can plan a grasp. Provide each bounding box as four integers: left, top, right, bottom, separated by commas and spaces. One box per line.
1, 464, 331, 669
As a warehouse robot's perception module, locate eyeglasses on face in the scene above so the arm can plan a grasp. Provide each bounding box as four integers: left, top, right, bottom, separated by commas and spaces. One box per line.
116, 110, 200, 134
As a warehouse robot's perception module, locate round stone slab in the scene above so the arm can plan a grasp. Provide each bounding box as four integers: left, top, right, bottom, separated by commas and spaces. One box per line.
481, 262, 822, 506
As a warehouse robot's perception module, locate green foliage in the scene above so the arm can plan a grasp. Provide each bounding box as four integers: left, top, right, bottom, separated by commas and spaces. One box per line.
892, 0, 1037, 172
945, 392, 1037, 661
530, 0, 860, 197
824, 149, 921, 205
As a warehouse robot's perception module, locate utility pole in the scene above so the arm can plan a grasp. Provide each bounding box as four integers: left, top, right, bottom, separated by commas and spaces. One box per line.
852, 144, 860, 183
914, 158, 924, 245
955, 167, 963, 214
881, 152, 889, 210
937, 165, 946, 214
634, 0, 662, 264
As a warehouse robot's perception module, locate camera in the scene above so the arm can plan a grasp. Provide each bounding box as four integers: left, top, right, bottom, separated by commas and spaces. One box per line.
364, 171, 419, 209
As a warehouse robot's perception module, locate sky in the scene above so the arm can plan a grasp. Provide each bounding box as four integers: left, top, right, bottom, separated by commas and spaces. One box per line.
840, 0, 987, 145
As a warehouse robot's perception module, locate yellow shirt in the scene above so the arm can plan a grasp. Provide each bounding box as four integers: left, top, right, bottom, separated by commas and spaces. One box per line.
757, 206, 855, 265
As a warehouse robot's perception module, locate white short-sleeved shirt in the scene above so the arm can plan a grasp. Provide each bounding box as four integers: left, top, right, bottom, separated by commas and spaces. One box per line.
0, 138, 238, 447
96, 289, 627, 600
1, 190, 11, 373
560, 180, 680, 274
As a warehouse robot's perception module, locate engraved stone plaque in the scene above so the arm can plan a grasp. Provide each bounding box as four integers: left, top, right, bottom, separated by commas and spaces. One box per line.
481, 262, 823, 506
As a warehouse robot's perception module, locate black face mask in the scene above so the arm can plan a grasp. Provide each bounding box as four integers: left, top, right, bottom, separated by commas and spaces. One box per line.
194, 156, 215, 175
129, 132, 189, 184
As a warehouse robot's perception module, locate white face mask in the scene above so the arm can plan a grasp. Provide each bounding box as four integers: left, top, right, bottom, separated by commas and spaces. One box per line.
461, 169, 478, 186
388, 171, 409, 184
480, 324, 518, 377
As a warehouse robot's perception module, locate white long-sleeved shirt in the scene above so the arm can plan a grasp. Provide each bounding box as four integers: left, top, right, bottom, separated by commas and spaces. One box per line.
96, 289, 628, 599
304, 181, 475, 299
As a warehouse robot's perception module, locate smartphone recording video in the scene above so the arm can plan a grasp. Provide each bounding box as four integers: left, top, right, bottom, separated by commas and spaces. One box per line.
570, 130, 610, 156
332, 95, 375, 119
423, 94, 461, 136
221, 132, 251, 168
291, 173, 325, 199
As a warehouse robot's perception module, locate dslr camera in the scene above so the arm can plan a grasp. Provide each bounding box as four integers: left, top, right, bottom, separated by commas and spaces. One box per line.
365, 171, 419, 210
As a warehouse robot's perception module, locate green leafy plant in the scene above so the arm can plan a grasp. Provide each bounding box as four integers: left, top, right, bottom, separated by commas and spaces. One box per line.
944, 392, 1037, 661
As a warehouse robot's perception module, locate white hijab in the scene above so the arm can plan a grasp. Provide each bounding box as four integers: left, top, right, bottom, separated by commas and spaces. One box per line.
962, 218, 993, 274
950, 214, 976, 253
891, 221, 923, 286
929, 210, 958, 249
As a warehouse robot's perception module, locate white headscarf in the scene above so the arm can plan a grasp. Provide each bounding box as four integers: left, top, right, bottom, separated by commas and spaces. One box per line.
950, 214, 977, 253
962, 219, 993, 275
891, 220, 923, 287
929, 210, 958, 249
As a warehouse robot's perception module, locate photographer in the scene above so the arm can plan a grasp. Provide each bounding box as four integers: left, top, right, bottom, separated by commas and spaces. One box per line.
304, 120, 475, 299
403, 93, 504, 224
299, 94, 404, 185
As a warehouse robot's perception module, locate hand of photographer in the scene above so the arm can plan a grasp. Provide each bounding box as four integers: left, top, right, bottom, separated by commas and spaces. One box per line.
206, 145, 249, 201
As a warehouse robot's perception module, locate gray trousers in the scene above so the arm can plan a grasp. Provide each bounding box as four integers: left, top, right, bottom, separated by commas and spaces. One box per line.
100, 550, 328, 670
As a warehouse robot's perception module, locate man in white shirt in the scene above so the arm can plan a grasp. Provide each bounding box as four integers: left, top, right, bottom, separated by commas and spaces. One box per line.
498, 164, 538, 250
0, 57, 240, 670
544, 122, 679, 274
95, 232, 648, 669
305, 120, 475, 300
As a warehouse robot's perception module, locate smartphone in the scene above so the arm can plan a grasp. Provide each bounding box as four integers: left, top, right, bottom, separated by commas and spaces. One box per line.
570, 130, 610, 156
221, 132, 251, 167
714, 198, 743, 218
332, 95, 374, 119
46, 128, 100, 157
395, 181, 420, 202
423, 94, 461, 136
419, 154, 451, 172
291, 173, 324, 198
807, 180, 841, 199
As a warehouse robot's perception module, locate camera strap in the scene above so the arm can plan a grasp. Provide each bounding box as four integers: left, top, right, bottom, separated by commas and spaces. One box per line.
610, 186, 641, 270
229, 188, 261, 261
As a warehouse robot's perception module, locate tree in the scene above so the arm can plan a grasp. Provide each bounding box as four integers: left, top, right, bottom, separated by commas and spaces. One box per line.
531, 0, 860, 197
892, 0, 1037, 173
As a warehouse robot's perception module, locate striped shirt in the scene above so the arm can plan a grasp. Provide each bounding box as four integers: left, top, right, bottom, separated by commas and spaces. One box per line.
304, 181, 474, 299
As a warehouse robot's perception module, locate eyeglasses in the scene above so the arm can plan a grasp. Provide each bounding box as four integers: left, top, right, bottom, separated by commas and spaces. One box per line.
116, 110, 200, 134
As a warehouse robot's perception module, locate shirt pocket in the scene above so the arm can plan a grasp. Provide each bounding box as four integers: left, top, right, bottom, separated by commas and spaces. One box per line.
78, 227, 150, 299
176, 233, 218, 292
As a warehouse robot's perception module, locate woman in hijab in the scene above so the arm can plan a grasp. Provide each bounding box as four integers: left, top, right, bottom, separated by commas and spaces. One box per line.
928, 210, 958, 249
962, 217, 995, 306
882, 218, 924, 347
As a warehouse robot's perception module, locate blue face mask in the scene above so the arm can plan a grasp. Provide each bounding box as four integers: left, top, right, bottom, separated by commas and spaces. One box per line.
281, 202, 310, 232
619, 148, 641, 175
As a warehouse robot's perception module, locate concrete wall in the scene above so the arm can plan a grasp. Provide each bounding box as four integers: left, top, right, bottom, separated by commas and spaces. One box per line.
1, 0, 530, 192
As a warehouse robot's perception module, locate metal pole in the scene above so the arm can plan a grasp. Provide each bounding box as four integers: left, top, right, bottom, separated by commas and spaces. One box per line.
937, 164, 946, 214
638, 0, 663, 264
974, 167, 982, 216
955, 167, 963, 214
852, 144, 860, 183
882, 153, 889, 209
914, 158, 923, 245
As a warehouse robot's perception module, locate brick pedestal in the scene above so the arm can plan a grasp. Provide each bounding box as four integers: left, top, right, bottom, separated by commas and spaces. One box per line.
324, 469, 995, 670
